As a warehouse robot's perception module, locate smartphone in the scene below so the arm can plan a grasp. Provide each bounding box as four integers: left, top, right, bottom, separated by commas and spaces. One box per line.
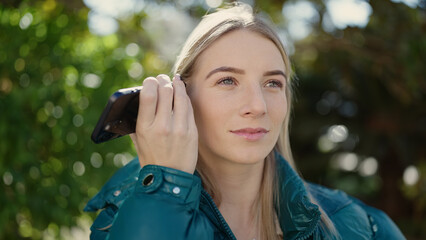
91, 86, 142, 144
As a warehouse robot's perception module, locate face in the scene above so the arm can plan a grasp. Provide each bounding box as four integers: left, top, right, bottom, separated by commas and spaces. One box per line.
187, 30, 288, 166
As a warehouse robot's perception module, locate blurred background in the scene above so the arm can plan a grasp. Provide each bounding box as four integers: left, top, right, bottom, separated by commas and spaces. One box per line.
0, 0, 425, 239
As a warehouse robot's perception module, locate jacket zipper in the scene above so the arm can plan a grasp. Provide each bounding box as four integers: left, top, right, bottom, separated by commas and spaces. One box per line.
201, 189, 236, 240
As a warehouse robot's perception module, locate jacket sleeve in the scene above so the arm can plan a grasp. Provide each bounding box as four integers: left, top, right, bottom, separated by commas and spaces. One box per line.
331, 196, 406, 240
105, 164, 214, 240
349, 197, 406, 240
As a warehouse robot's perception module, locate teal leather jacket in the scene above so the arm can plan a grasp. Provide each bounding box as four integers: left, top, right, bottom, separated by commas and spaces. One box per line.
85, 154, 405, 239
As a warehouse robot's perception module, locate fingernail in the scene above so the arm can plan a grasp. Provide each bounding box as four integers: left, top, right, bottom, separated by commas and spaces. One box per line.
175, 74, 186, 87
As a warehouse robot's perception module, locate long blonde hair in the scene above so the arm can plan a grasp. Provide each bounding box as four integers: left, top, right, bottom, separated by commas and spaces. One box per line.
173, 3, 337, 239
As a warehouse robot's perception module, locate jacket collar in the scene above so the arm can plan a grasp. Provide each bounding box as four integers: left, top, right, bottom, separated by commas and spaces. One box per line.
275, 152, 321, 240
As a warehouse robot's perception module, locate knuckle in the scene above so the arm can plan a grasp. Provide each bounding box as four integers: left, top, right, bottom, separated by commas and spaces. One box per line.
174, 127, 187, 137
160, 85, 174, 95
157, 126, 171, 136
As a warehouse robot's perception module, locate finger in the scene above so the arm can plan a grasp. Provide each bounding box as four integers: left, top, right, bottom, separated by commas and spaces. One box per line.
155, 74, 174, 125
172, 75, 189, 131
138, 77, 158, 128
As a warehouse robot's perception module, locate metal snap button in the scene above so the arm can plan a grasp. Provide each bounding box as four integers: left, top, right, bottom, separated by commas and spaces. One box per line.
172, 187, 181, 195
113, 190, 121, 197
142, 173, 154, 186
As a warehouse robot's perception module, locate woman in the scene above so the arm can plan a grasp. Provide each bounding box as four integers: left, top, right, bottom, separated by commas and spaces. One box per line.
85, 3, 405, 239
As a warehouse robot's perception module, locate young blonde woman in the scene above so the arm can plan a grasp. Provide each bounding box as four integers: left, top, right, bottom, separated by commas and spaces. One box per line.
85, 3, 405, 240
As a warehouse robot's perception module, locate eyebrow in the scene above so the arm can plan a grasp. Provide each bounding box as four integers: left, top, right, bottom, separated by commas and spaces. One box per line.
205, 66, 287, 80
206, 66, 244, 79
263, 70, 287, 80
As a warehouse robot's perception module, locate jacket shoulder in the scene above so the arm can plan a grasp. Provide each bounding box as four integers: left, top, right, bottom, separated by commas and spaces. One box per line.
349, 195, 406, 239
306, 182, 352, 216
307, 183, 405, 239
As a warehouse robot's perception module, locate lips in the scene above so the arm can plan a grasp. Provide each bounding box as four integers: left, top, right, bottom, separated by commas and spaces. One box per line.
230, 128, 269, 141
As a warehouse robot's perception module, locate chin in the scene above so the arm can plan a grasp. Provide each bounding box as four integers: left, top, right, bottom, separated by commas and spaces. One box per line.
227, 148, 271, 165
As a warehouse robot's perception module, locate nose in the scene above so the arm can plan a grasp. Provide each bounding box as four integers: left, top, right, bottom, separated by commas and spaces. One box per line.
239, 84, 267, 118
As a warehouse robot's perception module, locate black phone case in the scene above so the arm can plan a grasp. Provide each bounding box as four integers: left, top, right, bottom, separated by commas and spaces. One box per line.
91, 86, 142, 143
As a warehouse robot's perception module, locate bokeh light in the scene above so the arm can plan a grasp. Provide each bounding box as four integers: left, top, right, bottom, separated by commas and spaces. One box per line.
327, 125, 349, 143
125, 43, 140, 57
403, 165, 420, 186
282, 1, 319, 40
332, 152, 359, 171
82, 73, 102, 89
358, 157, 378, 177
19, 13, 33, 30
73, 161, 86, 176
326, 0, 372, 29
205, 0, 222, 8
391, 0, 420, 8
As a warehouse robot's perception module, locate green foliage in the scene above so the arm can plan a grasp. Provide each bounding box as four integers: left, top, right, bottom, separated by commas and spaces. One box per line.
0, 1, 171, 238
0, 0, 424, 239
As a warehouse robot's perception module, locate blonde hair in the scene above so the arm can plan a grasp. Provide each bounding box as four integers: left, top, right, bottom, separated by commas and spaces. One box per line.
173, 3, 337, 239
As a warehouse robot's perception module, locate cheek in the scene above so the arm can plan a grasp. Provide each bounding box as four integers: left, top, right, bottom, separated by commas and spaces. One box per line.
189, 91, 219, 132
267, 95, 288, 124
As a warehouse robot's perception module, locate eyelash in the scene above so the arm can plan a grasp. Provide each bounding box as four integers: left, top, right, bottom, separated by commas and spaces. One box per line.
217, 77, 284, 89
266, 80, 284, 88
217, 77, 236, 85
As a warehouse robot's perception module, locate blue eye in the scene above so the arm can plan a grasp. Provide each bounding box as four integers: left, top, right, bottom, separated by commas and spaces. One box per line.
217, 77, 236, 85
265, 80, 283, 88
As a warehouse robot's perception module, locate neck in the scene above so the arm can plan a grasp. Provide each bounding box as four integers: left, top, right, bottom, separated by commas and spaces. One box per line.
198, 153, 265, 239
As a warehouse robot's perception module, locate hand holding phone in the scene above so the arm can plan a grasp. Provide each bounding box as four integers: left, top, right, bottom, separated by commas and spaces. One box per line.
130, 74, 198, 173
91, 86, 142, 143
92, 74, 198, 174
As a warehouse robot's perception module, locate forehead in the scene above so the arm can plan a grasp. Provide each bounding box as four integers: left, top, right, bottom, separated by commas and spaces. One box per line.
195, 29, 286, 73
